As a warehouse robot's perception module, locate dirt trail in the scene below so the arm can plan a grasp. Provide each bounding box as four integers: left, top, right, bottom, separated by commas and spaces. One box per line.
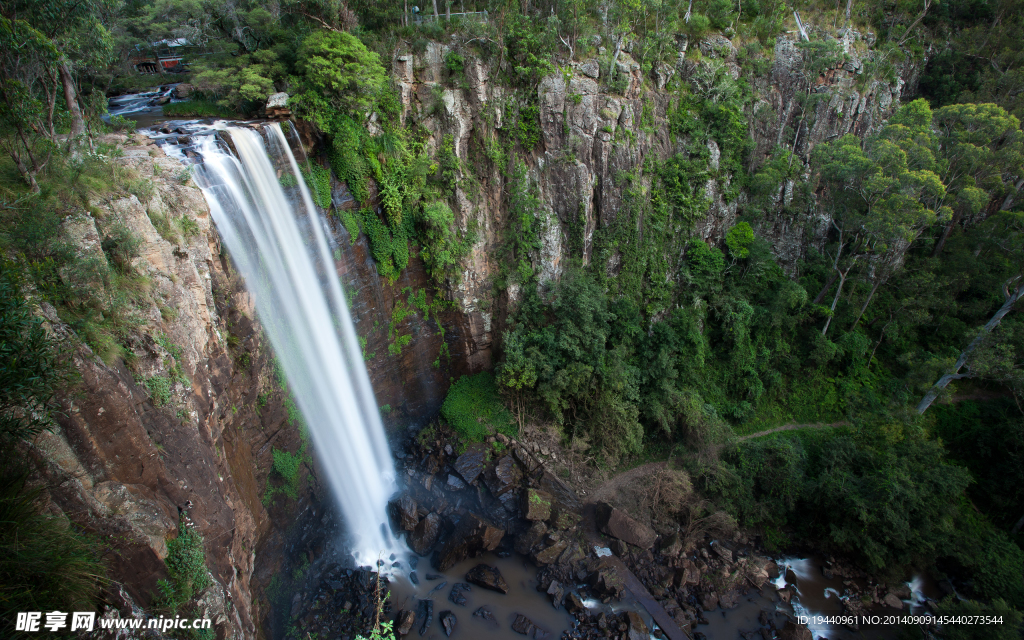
585, 422, 848, 505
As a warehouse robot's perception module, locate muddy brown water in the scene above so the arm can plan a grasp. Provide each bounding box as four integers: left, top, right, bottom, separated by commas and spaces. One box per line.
388, 552, 579, 640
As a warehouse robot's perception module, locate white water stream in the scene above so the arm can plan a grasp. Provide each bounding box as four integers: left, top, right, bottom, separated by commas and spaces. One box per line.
191, 123, 400, 564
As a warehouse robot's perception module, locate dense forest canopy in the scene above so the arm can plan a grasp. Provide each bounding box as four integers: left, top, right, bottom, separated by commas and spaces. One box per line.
2, 0, 1024, 635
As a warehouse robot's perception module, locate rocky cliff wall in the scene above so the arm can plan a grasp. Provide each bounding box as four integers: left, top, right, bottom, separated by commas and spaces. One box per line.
28, 135, 320, 639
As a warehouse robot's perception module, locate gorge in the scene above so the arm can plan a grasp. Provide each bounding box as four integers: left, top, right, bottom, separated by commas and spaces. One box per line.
2, 1, 1024, 640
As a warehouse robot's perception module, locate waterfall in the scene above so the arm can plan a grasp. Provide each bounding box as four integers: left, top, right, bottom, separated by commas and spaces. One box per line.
191, 122, 399, 564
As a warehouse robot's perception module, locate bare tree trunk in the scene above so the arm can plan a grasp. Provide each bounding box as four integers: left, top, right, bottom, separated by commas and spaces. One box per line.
813, 272, 840, 304
917, 277, 1024, 414
432, 0, 440, 20
896, 0, 932, 46
58, 60, 85, 138
821, 261, 856, 337
932, 208, 963, 257
843, 0, 854, 28
684, 0, 693, 23
851, 277, 882, 330
446, 0, 451, 21
794, 10, 809, 41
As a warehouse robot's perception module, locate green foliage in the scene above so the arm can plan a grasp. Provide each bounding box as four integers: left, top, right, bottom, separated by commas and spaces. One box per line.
294, 31, 387, 125
725, 222, 755, 258
0, 470, 104, 637
302, 163, 333, 209
935, 598, 1023, 640
158, 517, 209, 613
161, 100, 237, 118
418, 201, 473, 285
441, 372, 517, 441
359, 208, 409, 283
272, 447, 303, 498
0, 266, 71, 441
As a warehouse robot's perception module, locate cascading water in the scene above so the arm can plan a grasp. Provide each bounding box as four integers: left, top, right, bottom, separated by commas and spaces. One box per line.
189, 122, 400, 564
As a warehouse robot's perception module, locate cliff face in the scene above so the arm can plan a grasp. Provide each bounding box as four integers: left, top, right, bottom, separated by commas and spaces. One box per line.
29, 135, 315, 639
393, 30, 919, 318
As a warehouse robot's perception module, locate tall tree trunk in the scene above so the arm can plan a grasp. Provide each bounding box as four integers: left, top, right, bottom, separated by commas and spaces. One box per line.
432, 0, 440, 19
446, 0, 451, 21
917, 277, 1024, 414
843, 0, 854, 28
850, 277, 882, 330
821, 262, 855, 337
813, 272, 840, 304
932, 208, 963, 257
58, 60, 85, 138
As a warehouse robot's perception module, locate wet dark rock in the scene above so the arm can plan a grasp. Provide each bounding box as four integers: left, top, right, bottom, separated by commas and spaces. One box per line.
558, 542, 585, 566
409, 512, 442, 556
466, 564, 509, 594
447, 474, 467, 490
626, 611, 648, 640
484, 455, 522, 497
700, 591, 719, 611
435, 513, 505, 571
417, 599, 433, 636
512, 613, 549, 638
448, 582, 471, 606
720, 589, 741, 609
328, 580, 344, 590
712, 541, 734, 562
546, 580, 564, 608
426, 581, 447, 596
589, 559, 625, 598
534, 540, 568, 565
395, 609, 416, 636
439, 610, 457, 637
565, 592, 586, 614
498, 490, 520, 513
514, 521, 548, 555
473, 606, 499, 629
522, 488, 554, 521
548, 504, 581, 530
595, 502, 657, 549
453, 443, 488, 484
777, 620, 813, 640
693, 633, 708, 640
425, 573, 443, 581
391, 495, 419, 531
409, 571, 419, 585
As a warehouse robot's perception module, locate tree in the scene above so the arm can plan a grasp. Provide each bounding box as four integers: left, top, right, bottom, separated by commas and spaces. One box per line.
293, 30, 387, 128
931, 103, 1024, 255
811, 100, 948, 335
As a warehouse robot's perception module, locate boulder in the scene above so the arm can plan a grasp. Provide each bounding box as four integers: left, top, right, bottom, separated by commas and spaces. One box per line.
484, 455, 522, 497
172, 83, 193, 99
565, 592, 586, 614
390, 495, 419, 531
512, 614, 549, 638
719, 589, 741, 609
534, 540, 568, 565
434, 513, 504, 571
448, 582, 471, 606
409, 512, 441, 556
700, 591, 719, 611
522, 488, 554, 521
514, 521, 548, 555
580, 59, 600, 78
453, 443, 488, 484
417, 599, 433, 636
658, 532, 683, 557
626, 611, 648, 640
265, 92, 290, 117
395, 609, 415, 636
883, 593, 904, 609
777, 620, 813, 640
446, 474, 467, 490
595, 502, 657, 549
466, 564, 509, 594
473, 606, 499, 629
590, 559, 625, 598
546, 580, 564, 608
549, 504, 581, 530
439, 610, 457, 637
